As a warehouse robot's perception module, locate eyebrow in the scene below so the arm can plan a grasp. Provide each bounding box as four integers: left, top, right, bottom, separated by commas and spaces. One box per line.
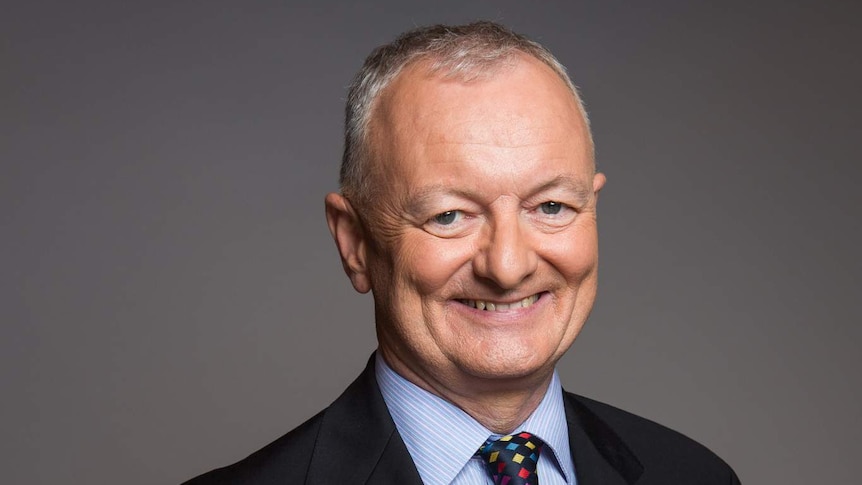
404, 184, 474, 215
405, 175, 593, 214
528, 175, 593, 205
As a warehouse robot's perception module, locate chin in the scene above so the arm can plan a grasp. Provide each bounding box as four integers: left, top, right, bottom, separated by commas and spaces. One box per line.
455, 347, 556, 381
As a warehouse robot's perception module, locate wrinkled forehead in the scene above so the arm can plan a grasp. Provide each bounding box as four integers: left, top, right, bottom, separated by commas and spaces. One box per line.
366, 55, 592, 179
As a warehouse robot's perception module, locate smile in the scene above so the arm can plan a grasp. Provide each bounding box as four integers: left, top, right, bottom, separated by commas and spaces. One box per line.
457, 294, 541, 312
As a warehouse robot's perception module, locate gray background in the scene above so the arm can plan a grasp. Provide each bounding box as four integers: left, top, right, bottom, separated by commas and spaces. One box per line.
3, 1, 860, 484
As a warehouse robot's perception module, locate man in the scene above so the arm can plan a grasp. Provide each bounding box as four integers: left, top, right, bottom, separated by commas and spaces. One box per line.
185, 22, 739, 484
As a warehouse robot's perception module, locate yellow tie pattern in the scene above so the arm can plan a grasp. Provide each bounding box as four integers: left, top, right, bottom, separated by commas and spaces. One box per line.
477, 432, 544, 485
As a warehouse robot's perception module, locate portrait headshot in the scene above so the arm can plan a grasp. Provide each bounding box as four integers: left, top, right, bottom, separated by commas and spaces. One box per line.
3, 1, 859, 485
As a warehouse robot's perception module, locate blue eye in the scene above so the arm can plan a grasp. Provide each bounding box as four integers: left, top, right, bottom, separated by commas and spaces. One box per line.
433, 210, 461, 225
539, 201, 563, 215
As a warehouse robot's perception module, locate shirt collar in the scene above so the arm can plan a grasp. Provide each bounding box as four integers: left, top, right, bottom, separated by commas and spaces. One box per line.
375, 353, 575, 484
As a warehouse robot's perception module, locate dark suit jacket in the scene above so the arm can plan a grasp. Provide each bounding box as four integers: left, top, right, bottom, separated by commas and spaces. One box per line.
184, 356, 740, 484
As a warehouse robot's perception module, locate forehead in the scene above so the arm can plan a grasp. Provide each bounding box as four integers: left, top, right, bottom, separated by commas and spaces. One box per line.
368, 55, 593, 193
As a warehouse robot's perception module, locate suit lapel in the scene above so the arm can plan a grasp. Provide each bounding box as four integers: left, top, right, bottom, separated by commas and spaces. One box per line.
564, 393, 644, 485
365, 433, 426, 485
305, 355, 423, 485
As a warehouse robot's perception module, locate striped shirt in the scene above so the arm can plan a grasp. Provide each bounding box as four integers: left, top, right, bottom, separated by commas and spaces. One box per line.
375, 354, 576, 485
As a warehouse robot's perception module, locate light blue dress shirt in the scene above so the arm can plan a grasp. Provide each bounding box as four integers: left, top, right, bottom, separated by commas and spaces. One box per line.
375, 354, 577, 485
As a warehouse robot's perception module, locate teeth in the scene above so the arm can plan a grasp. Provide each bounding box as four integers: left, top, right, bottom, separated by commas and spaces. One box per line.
462, 294, 539, 312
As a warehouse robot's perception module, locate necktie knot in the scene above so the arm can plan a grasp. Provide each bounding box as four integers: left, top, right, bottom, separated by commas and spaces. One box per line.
477, 431, 545, 485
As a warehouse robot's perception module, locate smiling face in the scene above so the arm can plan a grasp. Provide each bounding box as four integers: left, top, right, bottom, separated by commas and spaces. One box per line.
326, 54, 605, 397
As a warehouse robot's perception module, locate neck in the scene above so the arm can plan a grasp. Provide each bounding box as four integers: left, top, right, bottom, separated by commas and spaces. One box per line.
380, 349, 554, 434
450, 380, 552, 434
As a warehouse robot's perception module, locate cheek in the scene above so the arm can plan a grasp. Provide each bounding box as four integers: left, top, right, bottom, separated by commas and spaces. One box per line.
394, 236, 476, 295
539, 222, 599, 281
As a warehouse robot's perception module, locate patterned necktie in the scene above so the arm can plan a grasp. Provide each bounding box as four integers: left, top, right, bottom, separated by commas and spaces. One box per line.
477, 431, 545, 485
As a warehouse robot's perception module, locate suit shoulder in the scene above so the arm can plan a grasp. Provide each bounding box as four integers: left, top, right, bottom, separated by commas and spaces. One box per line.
181, 408, 327, 485
566, 392, 740, 483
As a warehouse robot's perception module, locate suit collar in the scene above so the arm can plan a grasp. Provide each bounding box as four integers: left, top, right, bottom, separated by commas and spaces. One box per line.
305, 354, 643, 485
305, 355, 423, 485
564, 393, 644, 484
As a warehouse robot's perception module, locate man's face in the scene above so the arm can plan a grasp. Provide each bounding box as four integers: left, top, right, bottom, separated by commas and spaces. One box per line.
328, 55, 605, 394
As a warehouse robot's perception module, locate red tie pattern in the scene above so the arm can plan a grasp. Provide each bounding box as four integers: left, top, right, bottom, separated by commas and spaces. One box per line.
477, 432, 544, 485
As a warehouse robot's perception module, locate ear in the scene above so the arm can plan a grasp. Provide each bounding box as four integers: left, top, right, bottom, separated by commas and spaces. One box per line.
592, 172, 607, 199
324, 192, 371, 293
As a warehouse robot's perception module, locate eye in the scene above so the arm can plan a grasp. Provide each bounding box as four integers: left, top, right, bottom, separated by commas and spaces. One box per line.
539, 201, 564, 215
433, 210, 463, 225
424, 209, 473, 237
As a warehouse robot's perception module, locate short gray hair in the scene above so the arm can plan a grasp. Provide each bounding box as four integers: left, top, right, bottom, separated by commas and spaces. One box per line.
340, 21, 593, 205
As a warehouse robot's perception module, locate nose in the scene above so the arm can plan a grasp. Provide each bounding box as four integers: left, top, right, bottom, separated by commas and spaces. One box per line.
473, 216, 538, 289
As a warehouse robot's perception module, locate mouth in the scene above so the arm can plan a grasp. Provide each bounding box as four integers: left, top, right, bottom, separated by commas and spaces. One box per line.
457, 293, 542, 312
